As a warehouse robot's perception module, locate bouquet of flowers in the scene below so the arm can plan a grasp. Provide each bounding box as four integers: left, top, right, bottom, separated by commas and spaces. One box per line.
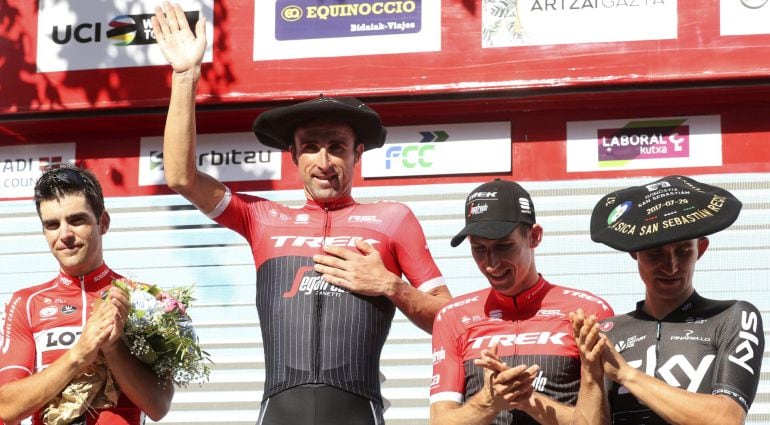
111, 278, 211, 387
42, 279, 210, 424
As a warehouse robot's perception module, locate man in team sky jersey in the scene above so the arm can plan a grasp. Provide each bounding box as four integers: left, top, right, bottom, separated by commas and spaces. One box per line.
572, 175, 765, 425
152, 3, 451, 424
0, 166, 174, 425
430, 179, 615, 425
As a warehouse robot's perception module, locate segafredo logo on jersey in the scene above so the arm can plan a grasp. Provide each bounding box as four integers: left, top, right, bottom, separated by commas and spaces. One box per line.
562, 290, 610, 311
469, 332, 568, 349
283, 266, 348, 298
271, 235, 380, 248
435, 296, 480, 322
432, 347, 446, 365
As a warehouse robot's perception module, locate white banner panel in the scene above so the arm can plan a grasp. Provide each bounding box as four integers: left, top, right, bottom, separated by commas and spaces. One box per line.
362, 122, 511, 178
253, 0, 441, 61
482, 0, 677, 47
0, 143, 76, 199
36, 0, 213, 72
720, 0, 770, 36
566, 115, 722, 172
139, 133, 282, 186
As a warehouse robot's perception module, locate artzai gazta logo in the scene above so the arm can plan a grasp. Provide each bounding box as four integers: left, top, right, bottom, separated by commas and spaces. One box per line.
51, 11, 199, 46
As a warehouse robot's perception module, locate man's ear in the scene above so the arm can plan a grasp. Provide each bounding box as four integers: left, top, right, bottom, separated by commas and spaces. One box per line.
529, 224, 543, 248
629, 251, 638, 260
100, 211, 110, 235
696, 237, 709, 259
353, 143, 364, 164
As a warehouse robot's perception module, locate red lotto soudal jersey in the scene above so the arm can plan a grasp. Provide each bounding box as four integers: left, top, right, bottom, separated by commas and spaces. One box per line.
430, 276, 613, 425
0, 264, 144, 425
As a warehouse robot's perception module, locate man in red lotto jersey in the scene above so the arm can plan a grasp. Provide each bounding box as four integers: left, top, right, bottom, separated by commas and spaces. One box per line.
0, 166, 174, 425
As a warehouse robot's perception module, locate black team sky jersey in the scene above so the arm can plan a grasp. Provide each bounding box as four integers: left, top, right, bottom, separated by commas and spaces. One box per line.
602, 291, 764, 425
430, 276, 614, 425
209, 189, 445, 405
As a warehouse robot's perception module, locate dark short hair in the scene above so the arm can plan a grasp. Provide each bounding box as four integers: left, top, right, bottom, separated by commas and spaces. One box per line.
34, 165, 105, 221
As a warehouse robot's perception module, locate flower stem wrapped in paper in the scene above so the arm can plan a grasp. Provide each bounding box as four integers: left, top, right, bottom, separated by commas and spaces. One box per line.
42, 279, 210, 425
111, 278, 211, 386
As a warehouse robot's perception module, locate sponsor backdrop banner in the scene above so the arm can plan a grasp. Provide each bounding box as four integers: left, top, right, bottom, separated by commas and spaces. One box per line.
565, 115, 722, 172
3, 1, 770, 114
0, 143, 76, 199
139, 133, 282, 186
253, 0, 441, 61
482, 0, 678, 47
362, 122, 511, 178
36, 0, 214, 72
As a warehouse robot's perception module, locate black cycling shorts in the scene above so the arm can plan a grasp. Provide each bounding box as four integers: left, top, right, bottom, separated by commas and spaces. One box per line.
257, 384, 384, 425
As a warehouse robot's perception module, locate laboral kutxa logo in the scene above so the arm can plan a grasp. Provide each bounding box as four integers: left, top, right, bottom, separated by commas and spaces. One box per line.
596, 119, 690, 166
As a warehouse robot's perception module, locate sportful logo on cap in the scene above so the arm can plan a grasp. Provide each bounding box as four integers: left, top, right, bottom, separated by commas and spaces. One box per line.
519, 198, 533, 215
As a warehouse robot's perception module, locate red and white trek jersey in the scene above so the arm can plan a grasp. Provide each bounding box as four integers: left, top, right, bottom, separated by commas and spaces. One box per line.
0, 264, 144, 425
430, 276, 614, 425
209, 190, 445, 405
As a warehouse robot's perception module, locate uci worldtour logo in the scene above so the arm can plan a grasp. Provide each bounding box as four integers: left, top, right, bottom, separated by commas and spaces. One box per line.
51, 11, 199, 46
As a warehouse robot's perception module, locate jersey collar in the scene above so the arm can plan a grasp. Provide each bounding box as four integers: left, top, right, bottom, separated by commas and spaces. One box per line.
305, 195, 356, 211
57, 263, 113, 290
491, 274, 549, 312
635, 291, 705, 321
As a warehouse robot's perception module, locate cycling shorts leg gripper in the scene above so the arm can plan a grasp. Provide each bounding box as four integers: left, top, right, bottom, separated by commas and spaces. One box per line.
258, 385, 383, 425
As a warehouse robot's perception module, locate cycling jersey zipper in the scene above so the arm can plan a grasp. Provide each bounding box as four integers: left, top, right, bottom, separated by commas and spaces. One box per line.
313, 206, 332, 380
80, 275, 88, 326
654, 321, 662, 379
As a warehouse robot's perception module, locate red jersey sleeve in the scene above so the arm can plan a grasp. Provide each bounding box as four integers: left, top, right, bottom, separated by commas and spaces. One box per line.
429, 298, 468, 404
0, 292, 35, 385
388, 203, 444, 291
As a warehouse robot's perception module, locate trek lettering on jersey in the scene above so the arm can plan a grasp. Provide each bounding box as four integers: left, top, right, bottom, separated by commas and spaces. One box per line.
626, 345, 715, 391
728, 310, 760, 374
271, 235, 380, 248
562, 290, 611, 311
468, 332, 567, 349
283, 266, 349, 298
435, 296, 479, 322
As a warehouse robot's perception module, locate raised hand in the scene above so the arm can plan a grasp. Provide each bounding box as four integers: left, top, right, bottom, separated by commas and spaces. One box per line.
152, 1, 207, 76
